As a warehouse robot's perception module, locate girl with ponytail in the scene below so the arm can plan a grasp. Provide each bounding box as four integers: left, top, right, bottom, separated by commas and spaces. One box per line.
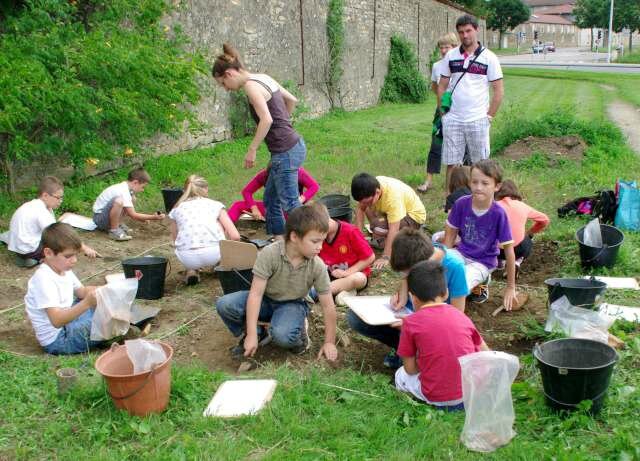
212, 43, 307, 237
168, 175, 240, 285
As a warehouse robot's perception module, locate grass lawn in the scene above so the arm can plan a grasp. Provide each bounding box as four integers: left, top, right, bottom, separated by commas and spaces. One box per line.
616, 49, 640, 64
1, 70, 640, 460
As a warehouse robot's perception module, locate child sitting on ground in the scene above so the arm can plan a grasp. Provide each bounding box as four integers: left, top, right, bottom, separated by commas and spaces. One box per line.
347, 228, 468, 369
168, 175, 241, 285
9, 176, 98, 268
351, 173, 426, 270
495, 180, 550, 275
24, 223, 104, 355
215, 205, 338, 361
445, 165, 471, 213
443, 160, 523, 310
313, 203, 375, 306
227, 167, 319, 222
92, 167, 164, 241
395, 260, 489, 411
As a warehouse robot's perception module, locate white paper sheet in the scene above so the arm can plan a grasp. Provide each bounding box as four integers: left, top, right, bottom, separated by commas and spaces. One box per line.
582, 276, 639, 290
203, 379, 277, 417
344, 295, 411, 326
59, 213, 97, 231
600, 303, 640, 323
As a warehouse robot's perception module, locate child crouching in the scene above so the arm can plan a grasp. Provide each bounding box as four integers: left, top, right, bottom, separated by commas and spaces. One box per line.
395, 260, 488, 411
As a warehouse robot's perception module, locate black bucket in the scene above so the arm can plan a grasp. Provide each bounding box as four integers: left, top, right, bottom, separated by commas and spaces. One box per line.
576, 224, 624, 269
161, 188, 183, 213
318, 194, 350, 209
328, 206, 353, 223
534, 338, 618, 414
122, 256, 168, 300
544, 277, 607, 310
215, 267, 253, 295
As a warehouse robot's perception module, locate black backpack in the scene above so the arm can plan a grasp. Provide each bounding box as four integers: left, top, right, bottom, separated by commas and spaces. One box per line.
591, 190, 618, 224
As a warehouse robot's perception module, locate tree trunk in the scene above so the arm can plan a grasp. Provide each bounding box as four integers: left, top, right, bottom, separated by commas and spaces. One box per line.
590, 28, 594, 51
499, 30, 503, 49
0, 133, 16, 198
629, 31, 633, 52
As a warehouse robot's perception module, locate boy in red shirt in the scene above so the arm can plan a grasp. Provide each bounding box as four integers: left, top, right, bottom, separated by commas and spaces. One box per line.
395, 260, 489, 411
314, 203, 375, 306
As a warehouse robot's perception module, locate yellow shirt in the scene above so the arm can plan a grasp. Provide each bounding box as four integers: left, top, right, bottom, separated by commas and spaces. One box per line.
373, 176, 426, 224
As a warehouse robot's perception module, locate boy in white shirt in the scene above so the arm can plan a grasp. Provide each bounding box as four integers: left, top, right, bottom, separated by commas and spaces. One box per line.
24, 223, 103, 355
9, 176, 97, 268
92, 167, 165, 241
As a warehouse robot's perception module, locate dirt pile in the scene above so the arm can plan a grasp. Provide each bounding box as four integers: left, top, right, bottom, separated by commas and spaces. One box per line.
503, 135, 586, 161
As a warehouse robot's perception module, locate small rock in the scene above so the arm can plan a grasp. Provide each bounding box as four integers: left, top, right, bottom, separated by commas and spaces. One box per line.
237, 361, 255, 373
191, 351, 198, 357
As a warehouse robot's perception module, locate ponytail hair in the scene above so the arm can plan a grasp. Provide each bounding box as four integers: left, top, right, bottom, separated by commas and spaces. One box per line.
176, 175, 209, 208
212, 43, 245, 77
495, 179, 523, 201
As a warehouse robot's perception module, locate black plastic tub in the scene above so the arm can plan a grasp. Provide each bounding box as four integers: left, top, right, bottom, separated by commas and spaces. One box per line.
161, 188, 183, 213
575, 224, 624, 269
215, 267, 253, 295
544, 277, 607, 310
122, 256, 168, 300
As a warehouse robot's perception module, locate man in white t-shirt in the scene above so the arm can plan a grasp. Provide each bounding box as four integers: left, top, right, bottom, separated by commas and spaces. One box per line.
437, 14, 504, 190
8, 176, 97, 267
92, 167, 165, 241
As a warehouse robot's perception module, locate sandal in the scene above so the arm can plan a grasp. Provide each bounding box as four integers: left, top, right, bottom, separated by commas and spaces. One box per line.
185, 270, 200, 286
416, 183, 431, 193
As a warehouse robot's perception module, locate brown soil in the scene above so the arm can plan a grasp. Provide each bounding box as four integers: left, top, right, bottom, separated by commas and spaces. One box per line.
0, 218, 561, 375
502, 135, 587, 161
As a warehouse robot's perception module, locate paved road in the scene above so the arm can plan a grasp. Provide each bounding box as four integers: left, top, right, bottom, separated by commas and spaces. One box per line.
499, 47, 640, 73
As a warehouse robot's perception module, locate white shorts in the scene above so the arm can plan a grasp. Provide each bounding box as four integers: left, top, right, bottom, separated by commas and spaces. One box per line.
175, 246, 221, 271
448, 248, 493, 289
395, 366, 463, 406
442, 116, 491, 165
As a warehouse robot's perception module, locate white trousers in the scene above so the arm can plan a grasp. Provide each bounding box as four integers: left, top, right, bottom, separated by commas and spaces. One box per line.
175, 246, 221, 271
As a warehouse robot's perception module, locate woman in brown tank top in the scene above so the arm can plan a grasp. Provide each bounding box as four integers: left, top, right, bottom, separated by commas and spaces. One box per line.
212, 43, 306, 237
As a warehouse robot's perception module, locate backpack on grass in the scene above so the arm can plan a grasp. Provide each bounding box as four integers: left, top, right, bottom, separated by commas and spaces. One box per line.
557, 190, 617, 224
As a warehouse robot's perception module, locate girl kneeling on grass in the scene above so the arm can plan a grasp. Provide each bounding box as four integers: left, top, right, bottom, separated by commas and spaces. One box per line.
168, 175, 240, 285
443, 160, 525, 311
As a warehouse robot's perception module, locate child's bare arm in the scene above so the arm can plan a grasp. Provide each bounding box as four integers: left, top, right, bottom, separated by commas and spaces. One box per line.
81, 243, 100, 258
402, 355, 419, 375
502, 243, 517, 310
244, 276, 267, 357
124, 207, 165, 221
218, 210, 241, 241
339, 253, 375, 277
480, 341, 490, 351
168, 219, 177, 243
443, 224, 458, 249
317, 292, 338, 361
46, 293, 96, 328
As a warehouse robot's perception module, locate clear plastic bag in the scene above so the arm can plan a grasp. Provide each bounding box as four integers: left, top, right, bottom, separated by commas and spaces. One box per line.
459, 351, 520, 453
90, 278, 138, 341
583, 217, 603, 248
125, 339, 167, 374
545, 295, 613, 344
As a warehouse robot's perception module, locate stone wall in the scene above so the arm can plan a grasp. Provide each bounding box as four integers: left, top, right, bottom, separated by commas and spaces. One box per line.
153, 0, 484, 154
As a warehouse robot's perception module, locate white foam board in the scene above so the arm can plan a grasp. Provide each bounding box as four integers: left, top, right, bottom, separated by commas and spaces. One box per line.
582, 276, 639, 290
203, 379, 277, 417
600, 303, 640, 323
344, 295, 411, 326
59, 213, 97, 231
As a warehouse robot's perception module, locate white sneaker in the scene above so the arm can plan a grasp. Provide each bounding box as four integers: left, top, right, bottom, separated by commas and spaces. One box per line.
335, 289, 357, 307
109, 228, 132, 241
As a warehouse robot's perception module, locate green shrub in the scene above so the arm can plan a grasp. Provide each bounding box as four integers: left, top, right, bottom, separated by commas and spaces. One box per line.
326, 0, 345, 108
0, 0, 206, 195
380, 35, 428, 104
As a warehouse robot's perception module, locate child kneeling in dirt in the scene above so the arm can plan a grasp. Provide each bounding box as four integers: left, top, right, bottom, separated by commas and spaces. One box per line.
8, 176, 98, 268
24, 223, 104, 355
92, 167, 165, 241
215, 205, 338, 362
395, 260, 488, 411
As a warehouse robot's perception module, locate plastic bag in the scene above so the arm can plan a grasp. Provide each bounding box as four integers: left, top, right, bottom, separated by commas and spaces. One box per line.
583, 218, 603, 248
125, 339, 167, 374
545, 295, 613, 344
90, 278, 138, 341
459, 351, 520, 453
615, 180, 640, 231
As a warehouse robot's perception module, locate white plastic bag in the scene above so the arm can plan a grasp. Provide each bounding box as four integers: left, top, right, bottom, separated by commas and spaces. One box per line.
125, 339, 167, 374
545, 295, 613, 344
90, 278, 138, 341
459, 351, 520, 453
583, 217, 603, 248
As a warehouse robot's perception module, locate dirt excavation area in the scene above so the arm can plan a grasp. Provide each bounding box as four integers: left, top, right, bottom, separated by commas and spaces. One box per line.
502, 135, 587, 162
0, 218, 560, 375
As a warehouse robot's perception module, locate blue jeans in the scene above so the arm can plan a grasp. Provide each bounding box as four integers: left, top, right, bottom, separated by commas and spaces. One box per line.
215, 290, 309, 349
44, 309, 104, 355
264, 138, 307, 235
346, 296, 413, 349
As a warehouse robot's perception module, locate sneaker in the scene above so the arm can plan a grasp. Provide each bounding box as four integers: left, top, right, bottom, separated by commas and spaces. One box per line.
335, 289, 356, 307
230, 327, 271, 357
469, 284, 489, 304
15, 255, 39, 268
185, 270, 200, 286
383, 350, 402, 369
291, 318, 311, 355
515, 257, 524, 280
119, 223, 131, 234
108, 228, 132, 241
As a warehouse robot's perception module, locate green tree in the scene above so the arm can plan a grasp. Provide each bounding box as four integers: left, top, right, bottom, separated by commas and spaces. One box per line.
613, 0, 640, 51
380, 36, 428, 104
574, 0, 609, 50
486, 0, 531, 49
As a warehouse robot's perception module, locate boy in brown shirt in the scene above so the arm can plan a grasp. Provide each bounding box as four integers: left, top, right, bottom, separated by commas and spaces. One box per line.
215, 205, 338, 361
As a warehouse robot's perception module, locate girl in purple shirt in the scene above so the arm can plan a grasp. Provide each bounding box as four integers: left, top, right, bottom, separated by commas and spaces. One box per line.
444, 160, 524, 311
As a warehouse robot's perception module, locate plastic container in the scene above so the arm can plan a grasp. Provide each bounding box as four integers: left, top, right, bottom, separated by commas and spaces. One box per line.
328, 206, 353, 223
56, 368, 78, 396
215, 267, 253, 294
318, 194, 350, 209
576, 224, 624, 269
161, 188, 183, 213
544, 277, 607, 310
95, 342, 173, 417
534, 338, 617, 414
122, 256, 168, 300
